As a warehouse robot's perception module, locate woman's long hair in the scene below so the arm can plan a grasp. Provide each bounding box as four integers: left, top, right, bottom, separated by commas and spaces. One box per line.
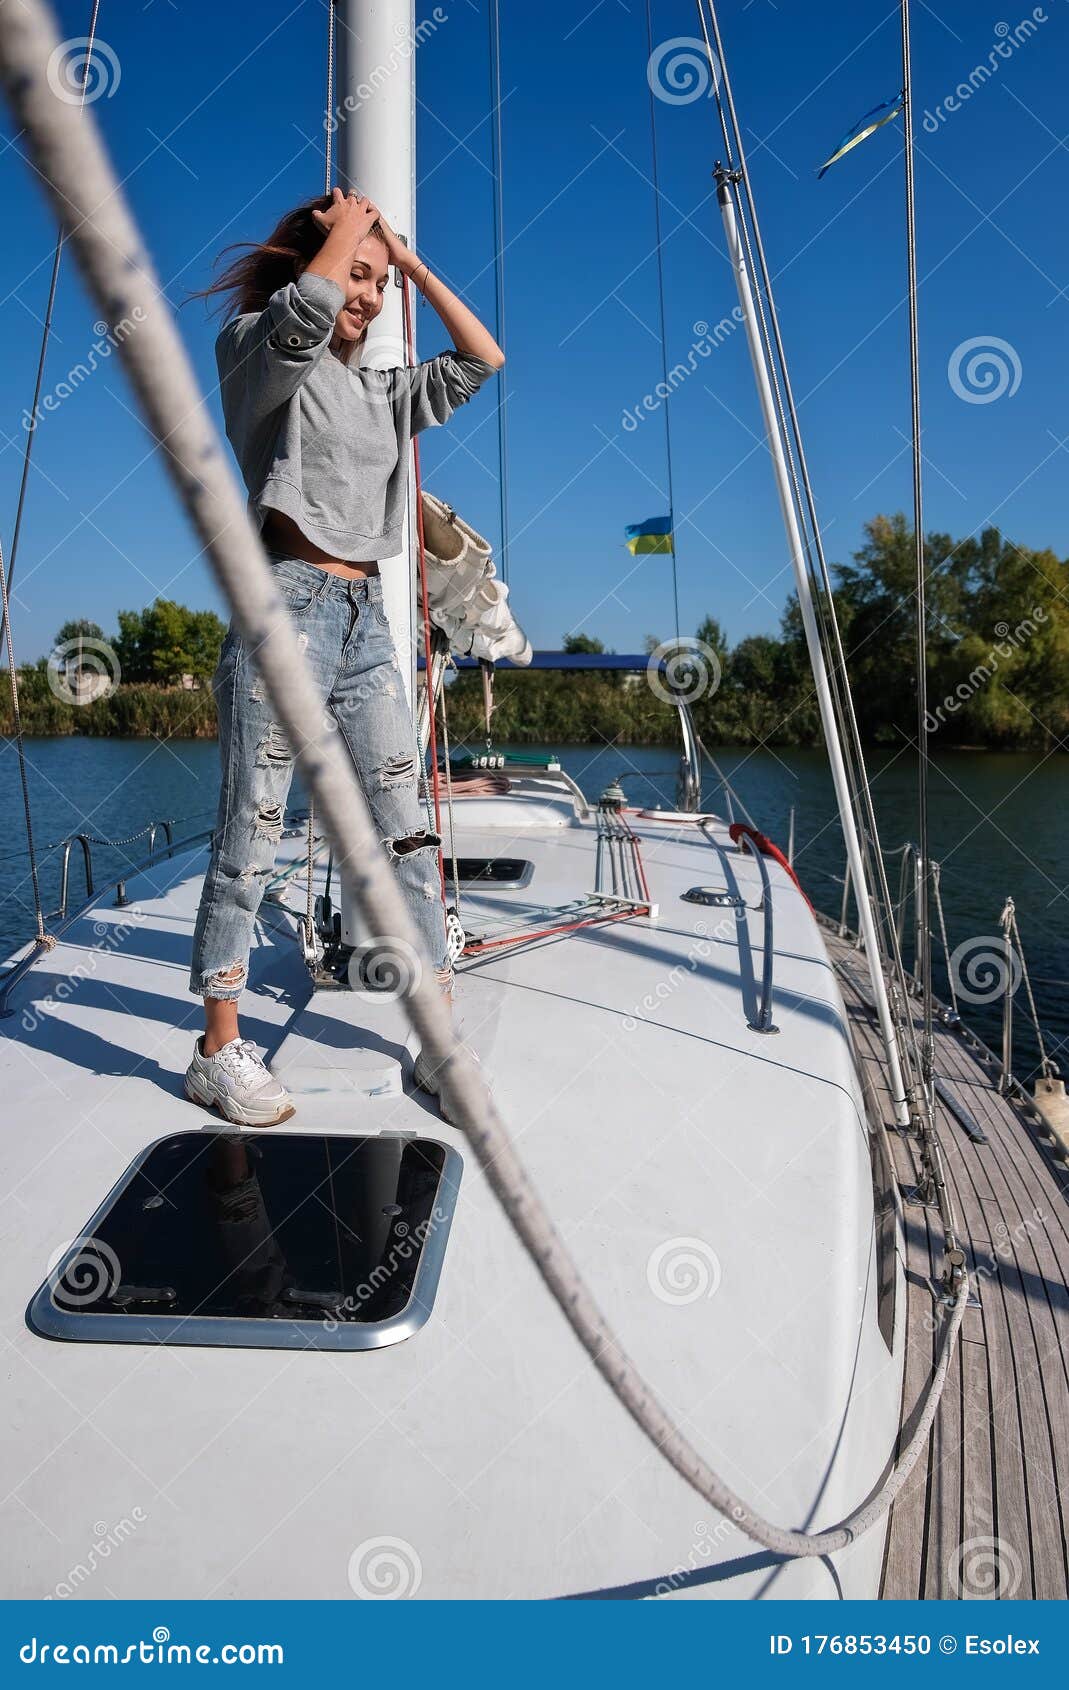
194, 193, 386, 320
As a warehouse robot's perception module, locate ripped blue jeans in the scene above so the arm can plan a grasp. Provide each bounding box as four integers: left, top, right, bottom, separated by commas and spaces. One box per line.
189, 553, 448, 1001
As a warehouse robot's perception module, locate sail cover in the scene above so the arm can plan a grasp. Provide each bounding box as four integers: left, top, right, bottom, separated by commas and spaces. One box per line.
420, 490, 532, 666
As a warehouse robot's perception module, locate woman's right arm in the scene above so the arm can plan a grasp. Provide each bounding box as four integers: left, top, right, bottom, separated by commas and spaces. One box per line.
217, 275, 344, 425
217, 194, 378, 424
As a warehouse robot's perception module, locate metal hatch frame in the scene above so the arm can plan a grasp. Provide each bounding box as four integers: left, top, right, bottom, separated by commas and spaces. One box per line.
27, 1131, 463, 1353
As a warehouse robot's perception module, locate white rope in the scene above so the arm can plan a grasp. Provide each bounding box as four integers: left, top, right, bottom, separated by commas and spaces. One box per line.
1000, 897, 1056, 1081
0, 0, 967, 1562
931, 861, 957, 1016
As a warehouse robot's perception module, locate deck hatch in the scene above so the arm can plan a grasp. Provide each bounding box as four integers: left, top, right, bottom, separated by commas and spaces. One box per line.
444, 856, 534, 889
28, 1131, 461, 1351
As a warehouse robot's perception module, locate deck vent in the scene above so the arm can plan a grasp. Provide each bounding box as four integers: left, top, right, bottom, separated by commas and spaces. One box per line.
28, 1132, 461, 1352
444, 857, 533, 889
681, 886, 744, 909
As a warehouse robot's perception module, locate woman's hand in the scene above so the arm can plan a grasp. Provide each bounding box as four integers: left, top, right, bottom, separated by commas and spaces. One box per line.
312, 187, 382, 253
373, 211, 420, 277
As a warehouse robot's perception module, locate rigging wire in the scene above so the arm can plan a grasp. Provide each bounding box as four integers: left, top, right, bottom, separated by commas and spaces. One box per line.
643, 0, 681, 640
487, 0, 510, 586
901, 0, 935, 1101
3, 0, 102, 612
695, 0, 926, 1113
0, 0, 103, 949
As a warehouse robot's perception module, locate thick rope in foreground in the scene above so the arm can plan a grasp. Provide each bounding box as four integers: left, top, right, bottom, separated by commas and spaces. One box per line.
0, 0, 968, 1561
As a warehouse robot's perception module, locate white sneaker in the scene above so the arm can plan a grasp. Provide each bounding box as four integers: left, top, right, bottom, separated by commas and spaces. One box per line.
184, 1036, 295, 1128
412, 1042, 481, 1126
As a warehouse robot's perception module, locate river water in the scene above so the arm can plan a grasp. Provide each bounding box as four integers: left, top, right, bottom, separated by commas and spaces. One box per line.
1, 736, 1065, 1081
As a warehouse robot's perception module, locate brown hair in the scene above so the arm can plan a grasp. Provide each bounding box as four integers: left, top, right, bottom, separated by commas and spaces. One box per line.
194, 193, 387, 320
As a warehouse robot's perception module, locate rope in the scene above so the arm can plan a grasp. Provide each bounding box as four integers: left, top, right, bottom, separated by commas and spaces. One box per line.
436, 665, 463, 921
76, 820, 175, 849
323, 0, 336, 192
304, 801, 316, 945
1000, 898, 1057, 1081
464, 905, 637, 957
400, 272, 447, 920
0, 0, 968, 1562
487, 0, 510, 586
931, 861, 957, 1016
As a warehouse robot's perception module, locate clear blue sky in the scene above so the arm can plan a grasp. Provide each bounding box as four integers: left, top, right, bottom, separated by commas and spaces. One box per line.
1, 0, 1066, 662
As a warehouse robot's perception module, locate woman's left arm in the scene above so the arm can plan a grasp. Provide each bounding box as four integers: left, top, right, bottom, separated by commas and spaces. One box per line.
379, 219, 504, 369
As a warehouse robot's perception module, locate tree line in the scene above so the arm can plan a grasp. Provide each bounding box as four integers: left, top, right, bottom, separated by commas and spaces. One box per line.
3, 519, 1067, 748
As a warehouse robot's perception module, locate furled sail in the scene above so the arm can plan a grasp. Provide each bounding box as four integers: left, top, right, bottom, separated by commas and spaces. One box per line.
420, 490, 532, 665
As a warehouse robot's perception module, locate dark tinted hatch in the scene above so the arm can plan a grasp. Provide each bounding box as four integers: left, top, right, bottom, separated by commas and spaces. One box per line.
31, 1132, 461, 1350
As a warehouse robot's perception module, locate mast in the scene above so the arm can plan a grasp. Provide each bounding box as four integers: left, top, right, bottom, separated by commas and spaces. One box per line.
334, 0, 420, 962
334, 0, 417, 705
715, 167, 911, 1126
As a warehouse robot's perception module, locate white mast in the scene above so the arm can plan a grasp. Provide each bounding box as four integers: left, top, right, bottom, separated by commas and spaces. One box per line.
716, 169, 911, 1127
334, 0, 420, 958
334, 0, 417, 703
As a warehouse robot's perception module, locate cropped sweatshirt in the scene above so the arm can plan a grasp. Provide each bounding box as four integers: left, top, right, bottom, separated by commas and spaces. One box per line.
215, 272, 497, 561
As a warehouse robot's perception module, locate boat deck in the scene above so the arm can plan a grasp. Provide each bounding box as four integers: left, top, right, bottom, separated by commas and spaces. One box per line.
824, 925, 1069, 1600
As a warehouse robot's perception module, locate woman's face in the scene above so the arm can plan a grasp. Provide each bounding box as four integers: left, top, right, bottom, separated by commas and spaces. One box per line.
334, 235, 390, 345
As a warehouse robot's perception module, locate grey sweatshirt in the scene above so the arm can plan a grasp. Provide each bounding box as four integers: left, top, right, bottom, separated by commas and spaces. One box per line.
215, 272, 497, 561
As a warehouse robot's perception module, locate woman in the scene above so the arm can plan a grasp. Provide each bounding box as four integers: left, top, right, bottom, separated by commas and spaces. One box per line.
185, 188, 503, 1126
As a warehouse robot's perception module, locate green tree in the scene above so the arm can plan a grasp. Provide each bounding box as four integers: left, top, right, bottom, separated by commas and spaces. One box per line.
114, 599, 227, 684
54, 618, 105, 650
562, 631, 606, 655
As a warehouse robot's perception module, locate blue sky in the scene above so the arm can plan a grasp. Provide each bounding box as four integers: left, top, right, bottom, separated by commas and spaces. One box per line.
1, 0, 1066, 661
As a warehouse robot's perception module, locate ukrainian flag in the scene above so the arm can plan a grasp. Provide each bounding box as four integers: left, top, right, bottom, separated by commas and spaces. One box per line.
625, 515, 674, 556
817, 92, 903, 178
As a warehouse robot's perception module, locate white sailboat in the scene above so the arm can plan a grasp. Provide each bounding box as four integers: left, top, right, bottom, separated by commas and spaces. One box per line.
0, 0, 1064, 1605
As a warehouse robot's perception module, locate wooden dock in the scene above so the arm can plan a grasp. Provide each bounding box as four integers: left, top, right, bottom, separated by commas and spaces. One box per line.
822, 924, 1069, 1600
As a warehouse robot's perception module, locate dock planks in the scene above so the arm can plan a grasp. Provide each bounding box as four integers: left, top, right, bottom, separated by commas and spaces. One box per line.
823, 928, 1069, 1600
